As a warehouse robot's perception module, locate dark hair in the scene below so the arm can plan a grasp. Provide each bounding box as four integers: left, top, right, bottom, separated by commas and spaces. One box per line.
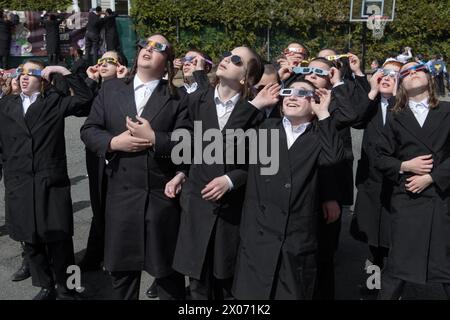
95, 6, 102, 13
126, 35, 177, 97
106, 8, 113, 15
393, 63, 439, 113
309, 57, 333, 69
287, 78, 317, 90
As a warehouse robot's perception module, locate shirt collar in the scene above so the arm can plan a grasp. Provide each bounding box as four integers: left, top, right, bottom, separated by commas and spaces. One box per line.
409, 98, 429, 109
20, 91, 40, 101
133, 75, 160, 92
184, 82, 198, 93
214, 86, 241, 108
282, 116, 311, 133
381, 96, 390, 106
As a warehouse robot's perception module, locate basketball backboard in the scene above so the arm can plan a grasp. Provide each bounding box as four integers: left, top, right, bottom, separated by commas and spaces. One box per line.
349, 0, 396, 22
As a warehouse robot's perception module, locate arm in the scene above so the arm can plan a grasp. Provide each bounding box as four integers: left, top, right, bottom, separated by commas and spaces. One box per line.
430, 157, 450, 193
60, 73, 93, 117
317, 117, 345, 167
192, 70, 211, 91
80, 85, 115, 157
375, 118, 402, 183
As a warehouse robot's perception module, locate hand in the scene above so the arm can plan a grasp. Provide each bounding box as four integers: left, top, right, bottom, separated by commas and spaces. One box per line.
87, 65, 100, 81
201, 176, 231, 201
194, 55, 206, 71
322, 200, 341, 224
368, 70, 383, 99
41, 66, 71, 80
278, 66, 292, 81
311, 88, 331, 120
405, 174, 433, 194
116, 64, 128, 78
347, 53, 364, 76
401, 154, 433, 175
109, 130, 152, 152
277, 58, 289, 69
126, 116, 155, 144
173, 58, 183, 71
329, 67, 342, 86
250, 83, 280, 109
165, 172, 186, 198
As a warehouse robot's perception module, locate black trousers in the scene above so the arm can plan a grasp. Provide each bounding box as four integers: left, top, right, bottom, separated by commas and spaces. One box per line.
378, 272, 450, 300
0, 55, 8, 69
314, 210, 342, 300
47, 54, 58, 66
84, 32, 100, 65
189, 227, 233, 300
110, 271, 185, 300
83, 150, 105, 264
23, 239, 75, 291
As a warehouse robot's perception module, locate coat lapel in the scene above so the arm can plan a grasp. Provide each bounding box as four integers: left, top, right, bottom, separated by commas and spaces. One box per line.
3, 96, 29, 133
140, 80, 171, 123
199, 88, 220, 130
421, 104, 449, 139
24, 95, 46, 131
118, 82, 138, 118
395, 106, 434, 153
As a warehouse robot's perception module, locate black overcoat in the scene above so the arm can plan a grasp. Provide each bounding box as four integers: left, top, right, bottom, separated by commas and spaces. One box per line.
353, 97, 393, 248
80, 78, 189, 277
172, 87, 264, 280
0, 74, 93, 243
376, 101, 450, 284
232, 117, 345, 299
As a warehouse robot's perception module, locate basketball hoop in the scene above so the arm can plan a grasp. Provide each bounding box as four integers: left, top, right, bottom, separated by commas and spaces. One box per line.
367, 15, 389, 39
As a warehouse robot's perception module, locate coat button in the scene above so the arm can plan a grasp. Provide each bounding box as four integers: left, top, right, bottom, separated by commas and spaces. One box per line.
259, 205, 265, 211
284, 183, 291, 189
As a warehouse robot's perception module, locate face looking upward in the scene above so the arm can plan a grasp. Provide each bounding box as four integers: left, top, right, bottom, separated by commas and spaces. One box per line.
284, 43, 308, 67
98, 51, 119, 80
137, 35, 169, 78
379, 63, 401, 97
305, 60, 331, 89
216, 47, 253, 84
19, 62, 43, 96
182, 51, 203, 77
399, 62, 429, 94
282, 82, 316, 122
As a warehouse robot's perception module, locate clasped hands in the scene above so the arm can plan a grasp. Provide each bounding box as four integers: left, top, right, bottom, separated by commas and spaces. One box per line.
109, 116, 155, 153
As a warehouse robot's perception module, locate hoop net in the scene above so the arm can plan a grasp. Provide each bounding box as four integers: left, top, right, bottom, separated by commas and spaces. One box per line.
367, 15, 389, 39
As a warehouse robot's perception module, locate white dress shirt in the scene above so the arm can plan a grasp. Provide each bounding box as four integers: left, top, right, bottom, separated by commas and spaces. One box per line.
381, 96, 390, 125
409, 98, 429, 127
183, 82, 198, 94
133, 75, 160, 116
214, 86, 240, 131
20, 92, 40, 115
213, 86, 241, 191
282, 117, 311, 149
